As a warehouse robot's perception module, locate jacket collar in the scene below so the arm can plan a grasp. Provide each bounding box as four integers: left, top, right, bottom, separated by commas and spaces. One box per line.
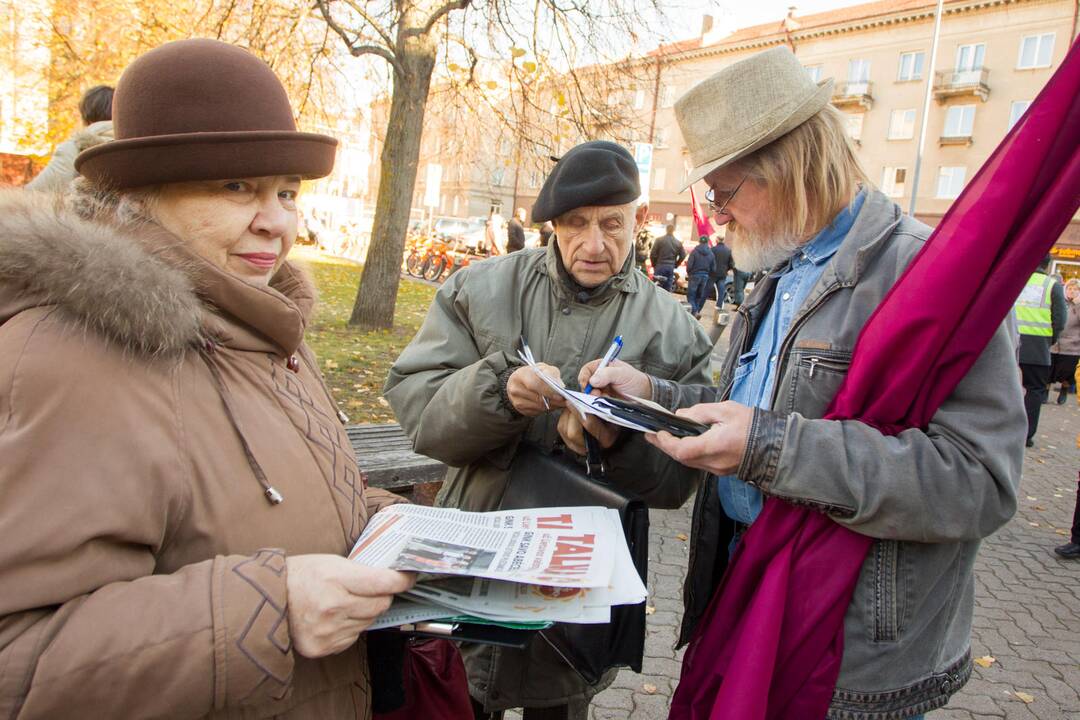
540, 234, 642, 304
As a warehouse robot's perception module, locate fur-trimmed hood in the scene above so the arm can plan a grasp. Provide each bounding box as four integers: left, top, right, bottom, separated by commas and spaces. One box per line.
0, 188, 315, 357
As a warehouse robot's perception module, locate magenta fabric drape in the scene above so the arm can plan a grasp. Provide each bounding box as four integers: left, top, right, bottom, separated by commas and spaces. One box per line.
671, 38, 1080, 720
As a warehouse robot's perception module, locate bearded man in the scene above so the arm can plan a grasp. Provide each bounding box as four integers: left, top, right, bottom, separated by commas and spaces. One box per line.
583, 48, 1025, 719
385, 140, 713, 720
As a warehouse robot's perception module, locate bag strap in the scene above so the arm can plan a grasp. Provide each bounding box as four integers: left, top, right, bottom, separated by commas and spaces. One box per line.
583, 432, 607, 480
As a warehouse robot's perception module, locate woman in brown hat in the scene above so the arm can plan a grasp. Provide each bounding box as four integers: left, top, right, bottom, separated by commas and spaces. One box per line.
0, 39, 414, 718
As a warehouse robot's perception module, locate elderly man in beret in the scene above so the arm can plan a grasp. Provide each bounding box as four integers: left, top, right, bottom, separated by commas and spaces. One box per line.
385, 140, 712, 719
584, 48, 1024, 719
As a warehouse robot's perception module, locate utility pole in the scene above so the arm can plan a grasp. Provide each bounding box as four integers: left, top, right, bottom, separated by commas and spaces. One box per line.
909, 0, 945, 218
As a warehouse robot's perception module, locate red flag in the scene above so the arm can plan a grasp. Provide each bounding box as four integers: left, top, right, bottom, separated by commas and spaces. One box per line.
689, 184, 715, 241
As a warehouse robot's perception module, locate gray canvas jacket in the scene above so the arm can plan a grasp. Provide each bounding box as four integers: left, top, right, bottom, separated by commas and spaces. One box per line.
651, 190, 1025, 720
385, 240, 712, 710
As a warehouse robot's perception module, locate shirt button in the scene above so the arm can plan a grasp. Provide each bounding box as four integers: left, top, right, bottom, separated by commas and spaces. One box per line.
770, 355, 777, 363
561, 307, 571, 315
781, 292, 791, 301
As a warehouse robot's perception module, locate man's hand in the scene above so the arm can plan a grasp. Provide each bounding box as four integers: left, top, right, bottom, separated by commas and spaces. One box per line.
506, 363, 568, 417
644, 402, 754, 476
285, 554, 415, 659
577, 359, 652, 400
557, 407, 620, 455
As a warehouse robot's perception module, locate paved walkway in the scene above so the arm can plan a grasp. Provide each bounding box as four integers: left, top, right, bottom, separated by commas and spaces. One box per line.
590, 372, 1080, 718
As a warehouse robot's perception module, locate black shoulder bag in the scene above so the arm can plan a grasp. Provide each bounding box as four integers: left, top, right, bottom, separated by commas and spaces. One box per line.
498, 437, 648, 684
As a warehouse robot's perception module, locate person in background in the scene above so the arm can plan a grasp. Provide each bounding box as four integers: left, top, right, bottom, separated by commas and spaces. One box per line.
538, 220, 554, 247
507, 207, 527, 253
26, 85, 115, 192
485, 209, 506, 254
1050, 278, 1080, 404
1, 39, 414, 718
1054, 468, 1080, 559
709, 233, 734, 307
686, 235, 715, 319
650, 223, 685, 291
385, 140, 712, 720
1014, 255, 1067, 447
730, 267, 753, 307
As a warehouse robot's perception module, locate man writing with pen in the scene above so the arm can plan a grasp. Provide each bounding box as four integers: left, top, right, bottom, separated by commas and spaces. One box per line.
385, 140, 713, 720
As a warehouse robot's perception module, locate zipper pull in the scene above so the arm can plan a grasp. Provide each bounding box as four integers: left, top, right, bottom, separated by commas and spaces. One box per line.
808, 357, 820, 379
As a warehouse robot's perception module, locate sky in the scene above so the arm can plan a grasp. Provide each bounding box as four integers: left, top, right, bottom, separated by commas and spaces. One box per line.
661, 0, 873, 45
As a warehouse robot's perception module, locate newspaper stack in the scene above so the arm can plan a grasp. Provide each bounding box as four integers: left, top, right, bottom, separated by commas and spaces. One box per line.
348, 504, 647, 630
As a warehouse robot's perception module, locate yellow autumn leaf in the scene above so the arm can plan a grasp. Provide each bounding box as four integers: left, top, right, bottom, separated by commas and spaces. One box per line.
642, 683, 657, 694
523, 61, 537, 73
510, 47, 526, 58
485, 80, 498, 90
556, 91, 566, 106
1013, 691, 1035, 704
676, 533, 689, 541
973, 655, 996, 668
645, 605, 656, 615
377, 397, 390, 407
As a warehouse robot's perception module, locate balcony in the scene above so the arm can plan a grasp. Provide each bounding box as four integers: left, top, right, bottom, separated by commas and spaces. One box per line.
939, 133, 973, 147
933, 67, 990, 102
831, 81, 873, 110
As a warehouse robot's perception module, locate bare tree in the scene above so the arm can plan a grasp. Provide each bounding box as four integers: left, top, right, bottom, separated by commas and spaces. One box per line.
314, 0, 671, 330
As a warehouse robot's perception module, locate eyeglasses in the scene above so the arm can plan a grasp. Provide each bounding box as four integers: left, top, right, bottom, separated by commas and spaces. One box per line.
704, 174, 748, 217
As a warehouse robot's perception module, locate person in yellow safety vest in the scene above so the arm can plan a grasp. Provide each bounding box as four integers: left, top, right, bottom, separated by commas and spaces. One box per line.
1014, 255, 1067, 447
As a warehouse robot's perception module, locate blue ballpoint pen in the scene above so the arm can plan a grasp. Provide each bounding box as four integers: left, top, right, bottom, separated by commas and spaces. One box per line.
584, 335, 623, 394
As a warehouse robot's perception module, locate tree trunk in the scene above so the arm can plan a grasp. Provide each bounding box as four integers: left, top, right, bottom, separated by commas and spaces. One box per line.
348, 27, 436, 329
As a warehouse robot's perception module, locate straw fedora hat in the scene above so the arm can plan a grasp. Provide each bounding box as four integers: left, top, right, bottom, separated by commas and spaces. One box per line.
75, 39, 336, 190
675, 46, 833, 191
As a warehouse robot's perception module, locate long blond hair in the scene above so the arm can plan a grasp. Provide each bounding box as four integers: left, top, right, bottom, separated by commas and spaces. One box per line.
734, 105, 870, 241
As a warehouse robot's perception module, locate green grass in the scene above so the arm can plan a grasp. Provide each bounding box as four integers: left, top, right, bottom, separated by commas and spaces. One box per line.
292, 246, 436, 423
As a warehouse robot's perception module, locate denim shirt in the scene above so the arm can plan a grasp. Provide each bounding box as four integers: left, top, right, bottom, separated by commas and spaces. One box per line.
717, 191, 866, 526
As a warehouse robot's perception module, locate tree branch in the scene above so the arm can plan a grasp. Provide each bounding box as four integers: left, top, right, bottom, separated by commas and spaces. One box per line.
314, 0, 402, 75
419, 0, 471, 37
340, 0, 395, 49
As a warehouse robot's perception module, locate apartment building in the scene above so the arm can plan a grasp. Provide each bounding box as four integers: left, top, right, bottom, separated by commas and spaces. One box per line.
513, 0, 1079, 267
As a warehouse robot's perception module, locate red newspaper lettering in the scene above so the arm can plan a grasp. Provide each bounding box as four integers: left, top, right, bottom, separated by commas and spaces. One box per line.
542, 534, 596, 576
536, 513, 575, 529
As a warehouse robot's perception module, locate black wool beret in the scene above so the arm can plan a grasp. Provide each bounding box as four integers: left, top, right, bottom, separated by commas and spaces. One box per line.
531, 140, 641, 223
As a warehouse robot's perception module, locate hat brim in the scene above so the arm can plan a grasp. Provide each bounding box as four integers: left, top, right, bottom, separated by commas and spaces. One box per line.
75, 131, 338, 190
680, 79, 834, 192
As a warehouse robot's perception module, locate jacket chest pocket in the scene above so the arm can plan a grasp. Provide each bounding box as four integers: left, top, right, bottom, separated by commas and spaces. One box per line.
781, 349, 852, 415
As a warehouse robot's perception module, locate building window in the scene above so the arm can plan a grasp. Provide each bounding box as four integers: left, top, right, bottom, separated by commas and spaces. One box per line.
490, 167, 505, 186
955, 43, 985, 72
846, 113, 864, 141
652, 167, 667, 191
888, 109, 916, 139
1009, 100, 1031, 130
943, 105, 976, 137
881, 167, 907, 198
634, 88, 646, 110
897, 51, 925, 81
1018, 33, 1054, 69
936, 166, 966, 198
660, 84, 677, 108
654, 126, 668, 148
847, 59, 870, 94
529, 169, 543, 188
805, 65, 823, 82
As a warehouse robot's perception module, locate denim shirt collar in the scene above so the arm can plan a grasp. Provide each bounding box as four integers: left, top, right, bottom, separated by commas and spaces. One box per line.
782, 190, 866, 272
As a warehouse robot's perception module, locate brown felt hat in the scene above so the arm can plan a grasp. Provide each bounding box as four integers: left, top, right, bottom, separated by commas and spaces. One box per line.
75, 39, 337, 189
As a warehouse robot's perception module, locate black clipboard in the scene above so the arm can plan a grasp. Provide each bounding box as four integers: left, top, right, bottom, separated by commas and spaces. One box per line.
594, 396, 709, 437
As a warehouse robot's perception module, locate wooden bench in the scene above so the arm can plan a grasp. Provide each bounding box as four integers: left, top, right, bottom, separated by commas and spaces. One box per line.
346, 422, 446, 504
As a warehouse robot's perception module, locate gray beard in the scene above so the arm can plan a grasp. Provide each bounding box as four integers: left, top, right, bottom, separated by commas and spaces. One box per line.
727, 224, 802, 272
